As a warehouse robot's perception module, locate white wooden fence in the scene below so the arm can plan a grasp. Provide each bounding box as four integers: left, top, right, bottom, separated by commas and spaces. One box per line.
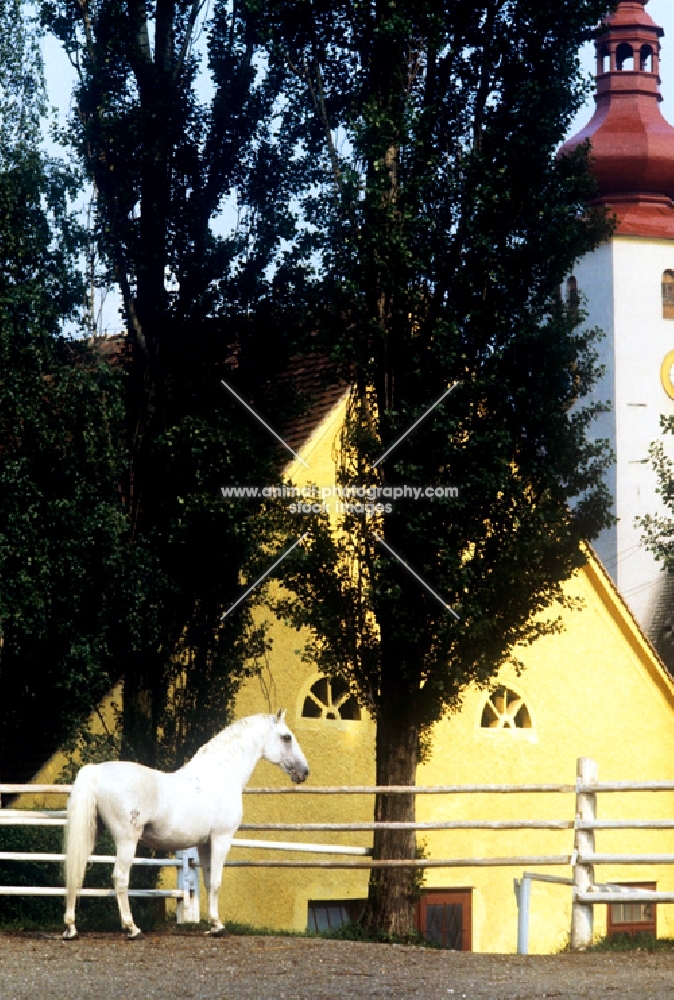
1, 756, 673, 950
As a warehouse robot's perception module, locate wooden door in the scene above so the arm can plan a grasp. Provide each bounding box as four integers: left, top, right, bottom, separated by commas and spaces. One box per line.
418, 889, 472, 951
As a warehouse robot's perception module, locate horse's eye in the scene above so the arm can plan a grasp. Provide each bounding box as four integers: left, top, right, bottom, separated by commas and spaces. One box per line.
281, 733, 292, 743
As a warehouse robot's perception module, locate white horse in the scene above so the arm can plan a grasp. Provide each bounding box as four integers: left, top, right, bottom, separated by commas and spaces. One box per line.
63, 710, 309, 940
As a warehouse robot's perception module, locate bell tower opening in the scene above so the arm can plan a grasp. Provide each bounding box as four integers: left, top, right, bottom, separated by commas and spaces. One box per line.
616, 42, 634, 71
640, 44, 654, 72
599, 44, 611, 74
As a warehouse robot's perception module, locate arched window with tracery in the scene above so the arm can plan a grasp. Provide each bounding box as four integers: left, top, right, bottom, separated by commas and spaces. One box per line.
663, 271, 674, 320
301, 676, 362, 721
481, 686, 532, 730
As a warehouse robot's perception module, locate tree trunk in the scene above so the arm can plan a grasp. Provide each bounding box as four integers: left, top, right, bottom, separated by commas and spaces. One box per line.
361, 708, 420, 936
121, 650, 164, 767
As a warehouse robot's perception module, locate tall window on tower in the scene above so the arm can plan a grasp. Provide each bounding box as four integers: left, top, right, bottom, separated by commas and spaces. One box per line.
663, 271, 674, 320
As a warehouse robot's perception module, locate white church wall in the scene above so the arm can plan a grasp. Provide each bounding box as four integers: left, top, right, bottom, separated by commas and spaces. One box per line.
572, 241, 617, 572
575, 236, 674, 633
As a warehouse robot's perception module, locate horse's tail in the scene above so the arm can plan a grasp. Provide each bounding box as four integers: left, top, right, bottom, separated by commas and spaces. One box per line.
64, 764, 98, 927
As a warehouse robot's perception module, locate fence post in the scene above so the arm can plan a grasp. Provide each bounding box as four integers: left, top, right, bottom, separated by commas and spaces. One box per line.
514, 874, 532, 954
571, 757, 597, 950
176, 847, 200, 923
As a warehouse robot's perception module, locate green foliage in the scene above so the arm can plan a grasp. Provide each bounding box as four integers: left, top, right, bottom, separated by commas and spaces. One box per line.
637, 413, 674, 568
588, 932, 668, 952
250, 0, 616, 933
38, 0, 313, 769
317, 920, 429, 947
57, 697, 122, 784
261, 0, 615, 728
0, 825, 62, 926
0, 326, 131, 778
0, 3, 138, 779
0, 0, 46, 155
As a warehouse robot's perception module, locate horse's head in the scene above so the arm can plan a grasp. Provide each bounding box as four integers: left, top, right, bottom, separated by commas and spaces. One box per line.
263, 710, 310, 784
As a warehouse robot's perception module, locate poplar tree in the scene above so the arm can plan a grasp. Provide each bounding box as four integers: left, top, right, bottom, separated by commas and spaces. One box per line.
254, 0, 616, 934
41, 0, 307, 767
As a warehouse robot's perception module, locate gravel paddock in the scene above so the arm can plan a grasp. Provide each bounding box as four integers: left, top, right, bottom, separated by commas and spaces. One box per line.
1, 933, 673, 999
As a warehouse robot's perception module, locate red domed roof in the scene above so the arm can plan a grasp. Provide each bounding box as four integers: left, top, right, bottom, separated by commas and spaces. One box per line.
560, 0, 674, 239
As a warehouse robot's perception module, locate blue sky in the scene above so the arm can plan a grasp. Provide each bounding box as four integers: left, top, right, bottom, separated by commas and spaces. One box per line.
44, 2, 674, 140
41, 1, 674, 334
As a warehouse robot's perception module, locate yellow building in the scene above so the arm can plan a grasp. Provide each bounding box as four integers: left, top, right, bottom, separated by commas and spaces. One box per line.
19, 365, 674, 953
214, 384, 674, 954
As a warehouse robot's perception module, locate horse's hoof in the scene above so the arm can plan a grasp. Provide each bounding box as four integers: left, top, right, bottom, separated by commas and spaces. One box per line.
126, 929, 144, 941
208, 926, 228, 937
62, 929, 79, 942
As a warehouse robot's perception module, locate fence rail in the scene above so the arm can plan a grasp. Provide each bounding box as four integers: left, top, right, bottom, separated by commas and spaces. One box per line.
1, 758, 674, 950
0, 783, 578, 796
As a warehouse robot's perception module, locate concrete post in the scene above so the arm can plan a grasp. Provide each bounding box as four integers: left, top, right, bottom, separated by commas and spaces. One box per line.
514, 874, 532, 954
176, 847, 200, 923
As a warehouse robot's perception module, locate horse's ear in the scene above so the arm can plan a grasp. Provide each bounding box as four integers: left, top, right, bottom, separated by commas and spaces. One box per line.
276, 708, 286, 722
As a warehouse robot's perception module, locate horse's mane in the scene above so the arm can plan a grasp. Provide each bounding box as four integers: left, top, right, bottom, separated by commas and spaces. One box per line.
186, 713, 274, 765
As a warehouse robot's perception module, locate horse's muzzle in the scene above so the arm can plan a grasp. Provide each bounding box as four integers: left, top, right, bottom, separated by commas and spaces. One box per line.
291, 766, 309, 784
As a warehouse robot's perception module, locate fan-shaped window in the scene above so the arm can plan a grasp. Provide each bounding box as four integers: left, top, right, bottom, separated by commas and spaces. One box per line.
640, 45, 654, 73
663, 271, 674, 320
302, 676, 361, 721
481, 686, 532, 730
616, 43, 634, 72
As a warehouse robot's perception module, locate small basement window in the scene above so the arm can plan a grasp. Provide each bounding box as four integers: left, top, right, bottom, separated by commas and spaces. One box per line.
481, 686, 532, 730
663, 271, 674, 319
307, 899, 364, 932
607, 883, 656, 939
302, 676, 362, 721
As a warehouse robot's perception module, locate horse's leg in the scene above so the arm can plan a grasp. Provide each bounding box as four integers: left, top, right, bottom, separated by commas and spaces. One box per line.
113, 837, 142, 939
198, 842, 211, 928
204, 833, 233, 936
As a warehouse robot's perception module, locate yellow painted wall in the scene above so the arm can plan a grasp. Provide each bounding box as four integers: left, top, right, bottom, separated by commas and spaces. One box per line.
221, 548, 674, 953
414, 552, 674, 953
17, 390, 674, 953
213, 391, 674, 952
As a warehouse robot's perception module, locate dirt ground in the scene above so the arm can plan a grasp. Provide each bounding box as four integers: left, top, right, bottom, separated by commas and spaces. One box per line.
0, 932, 673, 999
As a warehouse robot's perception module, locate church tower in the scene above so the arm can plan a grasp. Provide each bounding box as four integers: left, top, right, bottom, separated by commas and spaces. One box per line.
560, 0, 674, 662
